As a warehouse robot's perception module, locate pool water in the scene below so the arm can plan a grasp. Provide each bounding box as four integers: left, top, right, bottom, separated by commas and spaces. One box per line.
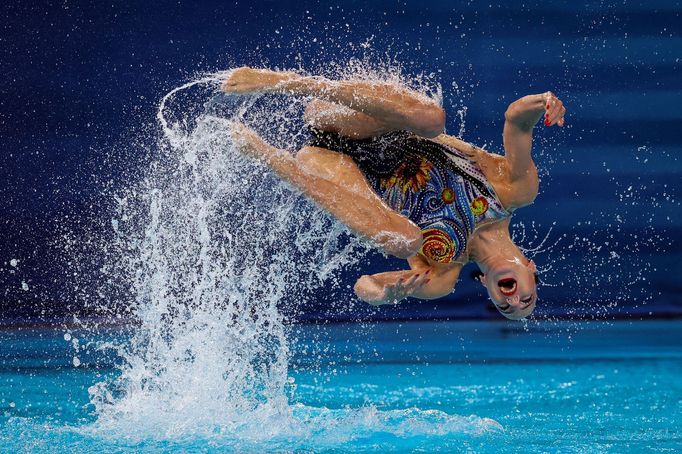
1, 320, 681, 452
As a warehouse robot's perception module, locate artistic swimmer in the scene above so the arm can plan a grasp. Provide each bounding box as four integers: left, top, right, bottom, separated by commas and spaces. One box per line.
221, 67, 566, 320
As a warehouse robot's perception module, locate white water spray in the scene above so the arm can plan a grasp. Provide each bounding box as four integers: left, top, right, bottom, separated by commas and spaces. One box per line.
86, 73, 369, 439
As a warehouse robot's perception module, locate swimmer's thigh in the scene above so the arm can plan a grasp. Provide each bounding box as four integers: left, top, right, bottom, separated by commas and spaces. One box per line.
296, 145, 422, 258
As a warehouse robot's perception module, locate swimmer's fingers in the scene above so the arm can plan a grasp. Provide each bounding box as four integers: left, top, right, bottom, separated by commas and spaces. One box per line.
385, 287, 407, 304
383, 279, 405, 304
548, 102, 566, 127
381, 269, 433, 304
403, 270, 431, 294
385, 273, 420, 303
391, 276, 417, 299
543, 94, 565, 127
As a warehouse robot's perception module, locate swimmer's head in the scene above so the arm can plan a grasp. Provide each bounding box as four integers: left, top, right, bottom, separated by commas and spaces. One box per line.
474, 258, 538, 320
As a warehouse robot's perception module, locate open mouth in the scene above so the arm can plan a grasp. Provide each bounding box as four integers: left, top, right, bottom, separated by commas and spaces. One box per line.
498, 278, 517, 296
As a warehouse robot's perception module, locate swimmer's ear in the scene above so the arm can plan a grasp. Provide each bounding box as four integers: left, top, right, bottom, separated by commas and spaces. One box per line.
526, 260, 540, 285
526, 259, 537, 273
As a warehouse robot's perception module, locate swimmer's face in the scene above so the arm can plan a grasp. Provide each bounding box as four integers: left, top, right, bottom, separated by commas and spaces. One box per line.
480, 259, 538, 320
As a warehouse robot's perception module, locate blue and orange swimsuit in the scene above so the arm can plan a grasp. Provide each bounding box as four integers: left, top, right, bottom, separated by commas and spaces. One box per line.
308, 129, 512, 264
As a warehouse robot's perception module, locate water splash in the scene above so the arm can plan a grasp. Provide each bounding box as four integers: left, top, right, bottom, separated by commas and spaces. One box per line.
85, 72, 368, 437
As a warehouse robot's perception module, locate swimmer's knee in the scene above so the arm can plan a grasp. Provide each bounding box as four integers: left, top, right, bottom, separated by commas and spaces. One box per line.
407, 105, 446, 138
296, 147, 328, 175
401, 225, 424, 257
296, 147, 312, 162
375, 223, 422, 259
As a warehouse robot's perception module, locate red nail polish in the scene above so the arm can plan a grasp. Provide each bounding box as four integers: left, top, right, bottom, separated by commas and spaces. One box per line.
425, 269, 431, 275
544, 118, 551, 126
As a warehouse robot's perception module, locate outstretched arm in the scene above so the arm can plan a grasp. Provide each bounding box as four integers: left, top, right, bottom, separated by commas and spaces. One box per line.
223, 67, 446, 138
354, 263, 461, 306
503, 92, 566, 181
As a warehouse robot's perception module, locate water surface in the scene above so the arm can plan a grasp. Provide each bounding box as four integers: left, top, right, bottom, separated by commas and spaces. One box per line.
1, 320, 680, 452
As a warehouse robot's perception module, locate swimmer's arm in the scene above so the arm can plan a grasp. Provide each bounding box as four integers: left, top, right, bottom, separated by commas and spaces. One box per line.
503, 92, 565, 182
354, 264, 461, 305
408, 264, 461, 300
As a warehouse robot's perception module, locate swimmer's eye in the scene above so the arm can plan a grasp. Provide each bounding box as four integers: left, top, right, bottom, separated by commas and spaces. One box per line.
521, 296, 533, 305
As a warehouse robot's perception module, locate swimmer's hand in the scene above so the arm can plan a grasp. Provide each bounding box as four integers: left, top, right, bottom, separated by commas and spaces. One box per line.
505, 92, 566, 129
354, 271, 430, 306
222, 66, 299, 94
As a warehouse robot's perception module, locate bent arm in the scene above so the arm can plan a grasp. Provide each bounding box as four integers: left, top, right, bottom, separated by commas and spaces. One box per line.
502, 92, 565, 207
503, 92, 565, 179
354, 263, 461, 305
502, 94, 546, 182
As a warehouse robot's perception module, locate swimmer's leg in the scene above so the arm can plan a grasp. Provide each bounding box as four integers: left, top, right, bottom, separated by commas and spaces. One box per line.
230, 123, 422, 259
303, 99, 389, 139
223, 67, 445, 138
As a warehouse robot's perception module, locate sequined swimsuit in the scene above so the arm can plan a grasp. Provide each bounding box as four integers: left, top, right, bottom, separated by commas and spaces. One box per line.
308, 129, 512, 264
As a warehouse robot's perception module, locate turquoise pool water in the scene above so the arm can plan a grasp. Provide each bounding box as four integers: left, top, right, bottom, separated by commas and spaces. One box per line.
1, 320, 681, 452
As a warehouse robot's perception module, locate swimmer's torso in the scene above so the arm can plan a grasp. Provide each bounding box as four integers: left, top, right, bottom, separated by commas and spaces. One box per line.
308, 129, 512, 264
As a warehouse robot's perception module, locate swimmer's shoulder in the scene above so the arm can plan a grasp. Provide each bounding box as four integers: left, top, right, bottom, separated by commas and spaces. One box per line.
432, 134, 508, 178
432, 134, 537, 210
432, 134, 501, 164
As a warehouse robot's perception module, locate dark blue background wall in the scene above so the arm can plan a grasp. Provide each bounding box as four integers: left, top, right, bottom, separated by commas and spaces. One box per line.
1, 1, 680, 322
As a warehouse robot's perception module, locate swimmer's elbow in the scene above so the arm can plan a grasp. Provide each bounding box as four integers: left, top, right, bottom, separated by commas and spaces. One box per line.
510, 170, 540, 208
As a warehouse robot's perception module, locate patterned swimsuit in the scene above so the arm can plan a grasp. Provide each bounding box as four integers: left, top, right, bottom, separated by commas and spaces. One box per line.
308, 129, 512, 264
